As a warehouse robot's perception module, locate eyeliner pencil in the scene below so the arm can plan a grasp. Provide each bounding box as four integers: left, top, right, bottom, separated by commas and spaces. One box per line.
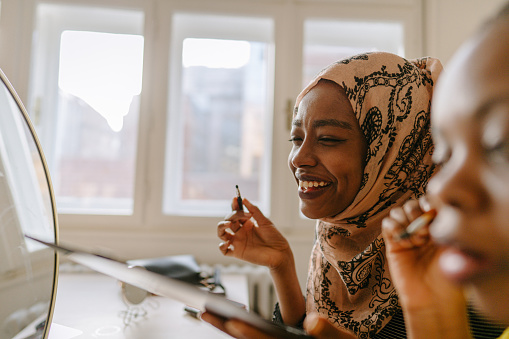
396, 209, 437, 241
235, 185, 243, 211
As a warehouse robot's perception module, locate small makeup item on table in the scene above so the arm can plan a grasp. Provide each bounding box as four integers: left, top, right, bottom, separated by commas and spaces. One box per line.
395, 209, 437, 241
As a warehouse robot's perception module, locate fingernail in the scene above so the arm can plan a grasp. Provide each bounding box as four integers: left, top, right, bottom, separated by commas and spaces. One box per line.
227, 244, 234, 251
224, 321, 242, 337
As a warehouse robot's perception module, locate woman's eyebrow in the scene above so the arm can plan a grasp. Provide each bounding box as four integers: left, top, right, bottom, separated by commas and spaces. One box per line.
313, 119, 353, 130
291, 118, 354, 130
475, 95, 509, 120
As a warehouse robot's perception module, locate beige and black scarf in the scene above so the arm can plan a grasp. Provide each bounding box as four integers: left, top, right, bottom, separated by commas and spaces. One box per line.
294, 52, 443, 338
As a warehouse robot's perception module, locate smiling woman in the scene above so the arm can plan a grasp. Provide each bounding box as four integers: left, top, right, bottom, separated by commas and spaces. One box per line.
208, 52, 446, 339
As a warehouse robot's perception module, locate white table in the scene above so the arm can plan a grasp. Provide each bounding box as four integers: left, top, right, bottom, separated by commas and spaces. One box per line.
49, 271, 249, 339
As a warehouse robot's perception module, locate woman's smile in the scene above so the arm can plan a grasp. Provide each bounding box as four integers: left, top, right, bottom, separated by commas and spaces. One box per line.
298, 179, 332, 199
298, 180, 330, 190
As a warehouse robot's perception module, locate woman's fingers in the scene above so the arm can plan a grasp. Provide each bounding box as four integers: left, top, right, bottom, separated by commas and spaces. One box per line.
388, 206, 411, 226
224, 320, 276, 339
403, 199, 423, 221
202, 312, 277, 339
304, 313, 356, 339
243, 198, 271, 226
217, 221, 235, 241
200, 312, 227, 333
225, 210, 252, 223
382, 217, 414, 249
382, 200, 431, 249
219, 241, 235, 256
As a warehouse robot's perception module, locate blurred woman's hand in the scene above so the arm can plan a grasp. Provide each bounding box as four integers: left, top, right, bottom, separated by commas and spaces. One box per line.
382, 199, 471, 339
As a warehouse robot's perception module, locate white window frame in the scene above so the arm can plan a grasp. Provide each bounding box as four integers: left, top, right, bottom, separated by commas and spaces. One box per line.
163, 13, 275, 217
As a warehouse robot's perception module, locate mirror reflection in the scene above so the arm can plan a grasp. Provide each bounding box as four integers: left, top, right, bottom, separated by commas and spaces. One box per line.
0, 70, 58, 339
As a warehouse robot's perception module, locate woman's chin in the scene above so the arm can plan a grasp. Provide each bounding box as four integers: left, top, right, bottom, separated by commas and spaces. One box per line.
299, 205, 339, 220
300, 208, 319, 220
467, 275, 509, 326
467, 286, 509, 327
299, 204, 323, 220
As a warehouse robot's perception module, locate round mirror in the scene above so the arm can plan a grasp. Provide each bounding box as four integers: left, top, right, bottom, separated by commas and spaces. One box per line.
0, 69, 58, 339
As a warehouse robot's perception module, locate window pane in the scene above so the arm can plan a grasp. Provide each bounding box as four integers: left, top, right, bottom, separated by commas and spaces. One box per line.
30, 5, 144, 214
164, 15, 273, 216
303, 20, 404, 86
56, 31, 143, 213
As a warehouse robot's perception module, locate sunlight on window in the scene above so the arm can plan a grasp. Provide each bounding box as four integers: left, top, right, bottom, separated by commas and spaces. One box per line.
58, 31, 144, 132
182, 38, 251, 69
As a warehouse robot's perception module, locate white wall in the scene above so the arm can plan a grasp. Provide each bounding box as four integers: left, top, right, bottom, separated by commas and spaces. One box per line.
425, 0, 507, 65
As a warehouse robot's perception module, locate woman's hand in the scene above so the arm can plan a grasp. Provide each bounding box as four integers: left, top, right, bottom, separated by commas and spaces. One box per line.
200, 312, 356, 339
303, 313, 356, 339
200, 312, 281, 339
382, 200, 445, 308
382, 199, 471, 339
217, 197, 306, 325
217, 198, 292, 270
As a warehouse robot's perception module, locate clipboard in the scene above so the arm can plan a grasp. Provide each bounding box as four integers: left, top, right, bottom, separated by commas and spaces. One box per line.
26, 236, 312, 339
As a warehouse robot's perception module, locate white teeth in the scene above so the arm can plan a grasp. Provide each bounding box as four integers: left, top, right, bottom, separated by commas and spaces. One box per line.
299, 181, 327, 188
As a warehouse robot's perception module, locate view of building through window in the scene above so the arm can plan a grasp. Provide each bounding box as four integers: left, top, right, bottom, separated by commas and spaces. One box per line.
164, 35, 272, 215
54, 30, 144, 213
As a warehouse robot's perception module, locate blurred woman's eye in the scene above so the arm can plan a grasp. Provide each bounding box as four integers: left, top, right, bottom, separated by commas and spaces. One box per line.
481, 103, 509, 164
486, 141, 509, 165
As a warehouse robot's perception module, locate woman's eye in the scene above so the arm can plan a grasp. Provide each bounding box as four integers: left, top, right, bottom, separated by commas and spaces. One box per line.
487, 141, 509, 164
319, 137, 345, 145
289, 136, 302, 145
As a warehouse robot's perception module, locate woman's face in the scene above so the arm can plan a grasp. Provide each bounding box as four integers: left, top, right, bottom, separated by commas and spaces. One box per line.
288, 80, 367, 220
427, 21, 509, 324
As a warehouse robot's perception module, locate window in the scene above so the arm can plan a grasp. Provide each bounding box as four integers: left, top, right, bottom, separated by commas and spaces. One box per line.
29, 4, 144, 214
303, 19, 404, 86
164, 14, 274, 216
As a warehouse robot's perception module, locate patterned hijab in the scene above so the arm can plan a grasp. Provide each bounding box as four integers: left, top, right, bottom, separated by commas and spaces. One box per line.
294, 52, 443, 337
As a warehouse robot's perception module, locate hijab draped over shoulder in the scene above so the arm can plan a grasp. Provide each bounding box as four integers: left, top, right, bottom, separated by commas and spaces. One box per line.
294, 52, 443, 337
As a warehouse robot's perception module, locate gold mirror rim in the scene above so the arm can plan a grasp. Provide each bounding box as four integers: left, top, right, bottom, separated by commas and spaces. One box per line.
0, 68, 60, 339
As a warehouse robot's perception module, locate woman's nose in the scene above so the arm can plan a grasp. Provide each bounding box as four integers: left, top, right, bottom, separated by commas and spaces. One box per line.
289, 140, 318, 168
427, 150, 489, 212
